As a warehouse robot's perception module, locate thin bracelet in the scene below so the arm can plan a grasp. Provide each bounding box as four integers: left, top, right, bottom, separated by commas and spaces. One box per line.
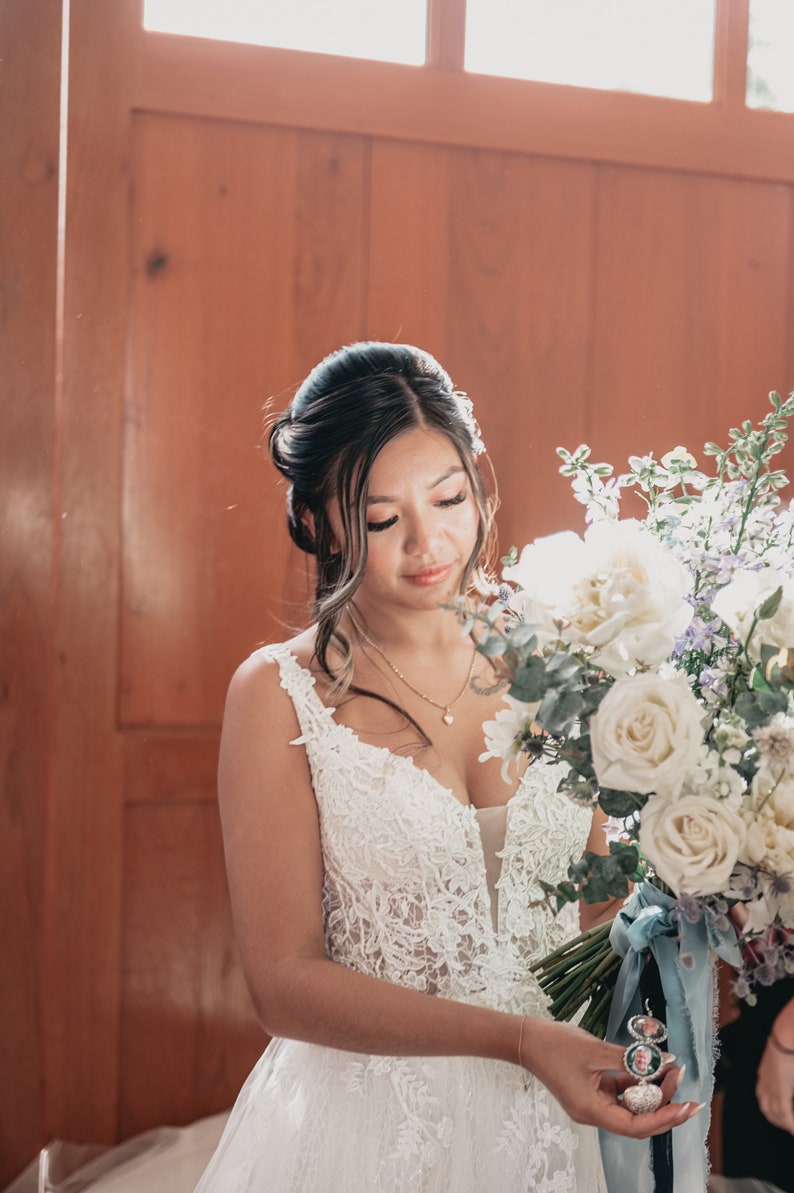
517, 1015, 528, 1068
770, 1026, 794, 1056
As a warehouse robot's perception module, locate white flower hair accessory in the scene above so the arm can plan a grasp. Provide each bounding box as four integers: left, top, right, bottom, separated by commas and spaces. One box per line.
452, 389, 486, 455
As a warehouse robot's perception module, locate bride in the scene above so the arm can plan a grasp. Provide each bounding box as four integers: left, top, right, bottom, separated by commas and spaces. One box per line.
193, 342, 700, 1192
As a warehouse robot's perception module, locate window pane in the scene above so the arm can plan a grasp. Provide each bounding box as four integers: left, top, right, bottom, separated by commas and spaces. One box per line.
143, 0, 427, 66
465, 0, 716, 102
747, 0, 794, 113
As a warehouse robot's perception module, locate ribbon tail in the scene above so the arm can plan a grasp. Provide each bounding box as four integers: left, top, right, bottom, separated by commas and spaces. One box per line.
598, 884, 719, 1193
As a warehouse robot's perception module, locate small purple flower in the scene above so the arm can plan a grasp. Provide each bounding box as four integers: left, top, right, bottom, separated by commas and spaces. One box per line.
755, 961, 781, 987
678, 897, 704, 925
769, 873, 794, 897
733, 974, 751, 1000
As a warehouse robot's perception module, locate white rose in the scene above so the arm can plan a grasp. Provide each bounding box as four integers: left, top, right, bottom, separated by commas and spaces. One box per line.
712, 568, 794, 662
590, 673, 704, 796
639, 791, 746, 896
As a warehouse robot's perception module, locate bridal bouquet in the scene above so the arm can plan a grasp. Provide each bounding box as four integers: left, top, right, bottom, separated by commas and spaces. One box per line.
466, 392, 794, 1039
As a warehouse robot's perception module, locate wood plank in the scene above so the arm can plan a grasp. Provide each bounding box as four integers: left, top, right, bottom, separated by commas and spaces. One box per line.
119, 804, 263, 1135
121, 116, 368, 726
132, 30, 794, 185
124, 731, 220, 805
0, 0, 60, 1182
590, 167, 793, 483
41, 0, 136, 1148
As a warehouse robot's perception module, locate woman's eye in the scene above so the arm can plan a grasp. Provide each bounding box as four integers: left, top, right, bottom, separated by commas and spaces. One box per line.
437, 491, 466, 509
366, 515, 398, 533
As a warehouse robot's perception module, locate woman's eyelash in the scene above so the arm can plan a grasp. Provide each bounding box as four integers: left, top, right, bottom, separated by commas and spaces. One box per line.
366, 492, 466, 532
366, 515, 398, 533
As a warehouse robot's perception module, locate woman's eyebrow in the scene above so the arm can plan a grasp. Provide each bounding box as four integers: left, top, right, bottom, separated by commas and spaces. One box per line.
367, 466, 465, 504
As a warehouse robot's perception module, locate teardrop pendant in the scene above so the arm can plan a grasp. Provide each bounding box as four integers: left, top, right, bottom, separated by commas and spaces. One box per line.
442, 711, 454, 726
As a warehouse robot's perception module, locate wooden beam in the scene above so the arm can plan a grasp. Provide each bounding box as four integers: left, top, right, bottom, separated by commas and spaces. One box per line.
133, 29, 794, 185
41, 0, 137, 1146
0, 0, 61, 1182
713, 0, 750, 107
426, 0, 466, 72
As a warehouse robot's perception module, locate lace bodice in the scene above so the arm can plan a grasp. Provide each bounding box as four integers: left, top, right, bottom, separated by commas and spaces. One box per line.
265, 644, 593, 1018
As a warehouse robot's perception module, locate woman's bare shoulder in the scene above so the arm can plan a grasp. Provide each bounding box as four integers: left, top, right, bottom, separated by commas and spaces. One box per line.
227, 628, 319, 701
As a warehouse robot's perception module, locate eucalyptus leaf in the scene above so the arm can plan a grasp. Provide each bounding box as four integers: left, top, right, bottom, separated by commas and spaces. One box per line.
537, 688, 584, 735
508, 655, 548, 702
598, 787, 645, 817
477, 634, 508, 659
734, 688, 788, 728
756, 586, 784, 621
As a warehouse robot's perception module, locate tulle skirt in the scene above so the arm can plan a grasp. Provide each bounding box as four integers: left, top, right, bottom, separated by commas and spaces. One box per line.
192, 1037, 606, 1192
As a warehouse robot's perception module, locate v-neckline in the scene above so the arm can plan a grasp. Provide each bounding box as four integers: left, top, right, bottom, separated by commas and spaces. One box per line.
282, 645, 530, 816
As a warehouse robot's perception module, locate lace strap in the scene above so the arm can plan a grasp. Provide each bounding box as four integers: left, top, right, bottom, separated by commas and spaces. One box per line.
259, 642, 336, 745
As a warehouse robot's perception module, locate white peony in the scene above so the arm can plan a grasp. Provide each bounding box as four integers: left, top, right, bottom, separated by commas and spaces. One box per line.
711, 567, 794, 662
639, 791, 747, 896
503, 531, 588, 648
590, 672, 705, 796
504, 520, 693, 676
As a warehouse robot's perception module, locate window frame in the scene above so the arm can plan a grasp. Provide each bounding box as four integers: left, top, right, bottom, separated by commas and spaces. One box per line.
134, 0, 794, 185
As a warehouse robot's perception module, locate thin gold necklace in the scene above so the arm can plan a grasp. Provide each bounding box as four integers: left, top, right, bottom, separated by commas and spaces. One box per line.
349, 611, 477, 726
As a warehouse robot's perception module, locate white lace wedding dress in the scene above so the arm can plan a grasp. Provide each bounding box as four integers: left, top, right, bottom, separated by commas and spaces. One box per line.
193, 644, 607, 1192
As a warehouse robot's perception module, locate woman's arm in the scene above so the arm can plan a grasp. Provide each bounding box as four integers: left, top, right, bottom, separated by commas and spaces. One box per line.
219, 653, 698, 1138
756, 997, 794, 1134
578, 810, 626, 932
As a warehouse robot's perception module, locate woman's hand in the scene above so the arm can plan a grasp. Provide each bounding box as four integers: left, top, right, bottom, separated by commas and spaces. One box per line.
522, 1018, 701, 1138
756, 999, 794, 1134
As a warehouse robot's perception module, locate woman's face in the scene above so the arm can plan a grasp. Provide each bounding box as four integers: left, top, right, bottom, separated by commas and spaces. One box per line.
332, 426, 479, 616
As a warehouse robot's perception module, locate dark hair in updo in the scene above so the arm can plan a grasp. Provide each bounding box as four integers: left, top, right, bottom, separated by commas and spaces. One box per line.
269, 341, 496, 691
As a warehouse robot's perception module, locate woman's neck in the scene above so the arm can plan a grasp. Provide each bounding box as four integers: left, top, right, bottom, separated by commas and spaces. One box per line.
347, 601, 471, 654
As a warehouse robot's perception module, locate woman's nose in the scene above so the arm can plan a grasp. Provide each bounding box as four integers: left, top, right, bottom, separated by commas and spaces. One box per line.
404, 515, 436, 557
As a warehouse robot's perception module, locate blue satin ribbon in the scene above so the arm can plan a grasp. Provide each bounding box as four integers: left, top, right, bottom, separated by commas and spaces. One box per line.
598, 882, 740, 1193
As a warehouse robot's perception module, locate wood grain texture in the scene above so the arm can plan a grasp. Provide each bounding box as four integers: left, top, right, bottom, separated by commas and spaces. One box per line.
119, 803, 263, 1135
368, 142, 596, 549
121, 116, 367, 726
0, 0, 60, 1183
590, 166, 794, 478
124, 731, 220, 805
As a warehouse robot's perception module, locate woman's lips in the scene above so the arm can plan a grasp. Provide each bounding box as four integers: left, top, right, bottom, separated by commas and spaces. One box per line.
404, 563, 453, 586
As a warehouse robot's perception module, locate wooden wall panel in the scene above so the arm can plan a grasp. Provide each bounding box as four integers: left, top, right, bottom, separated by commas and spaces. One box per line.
368, 143, 596, 549
0, 1, 60, 1183
122, 117, 368, 727
120, 803, 263, 1135
590, 167, 793, 474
